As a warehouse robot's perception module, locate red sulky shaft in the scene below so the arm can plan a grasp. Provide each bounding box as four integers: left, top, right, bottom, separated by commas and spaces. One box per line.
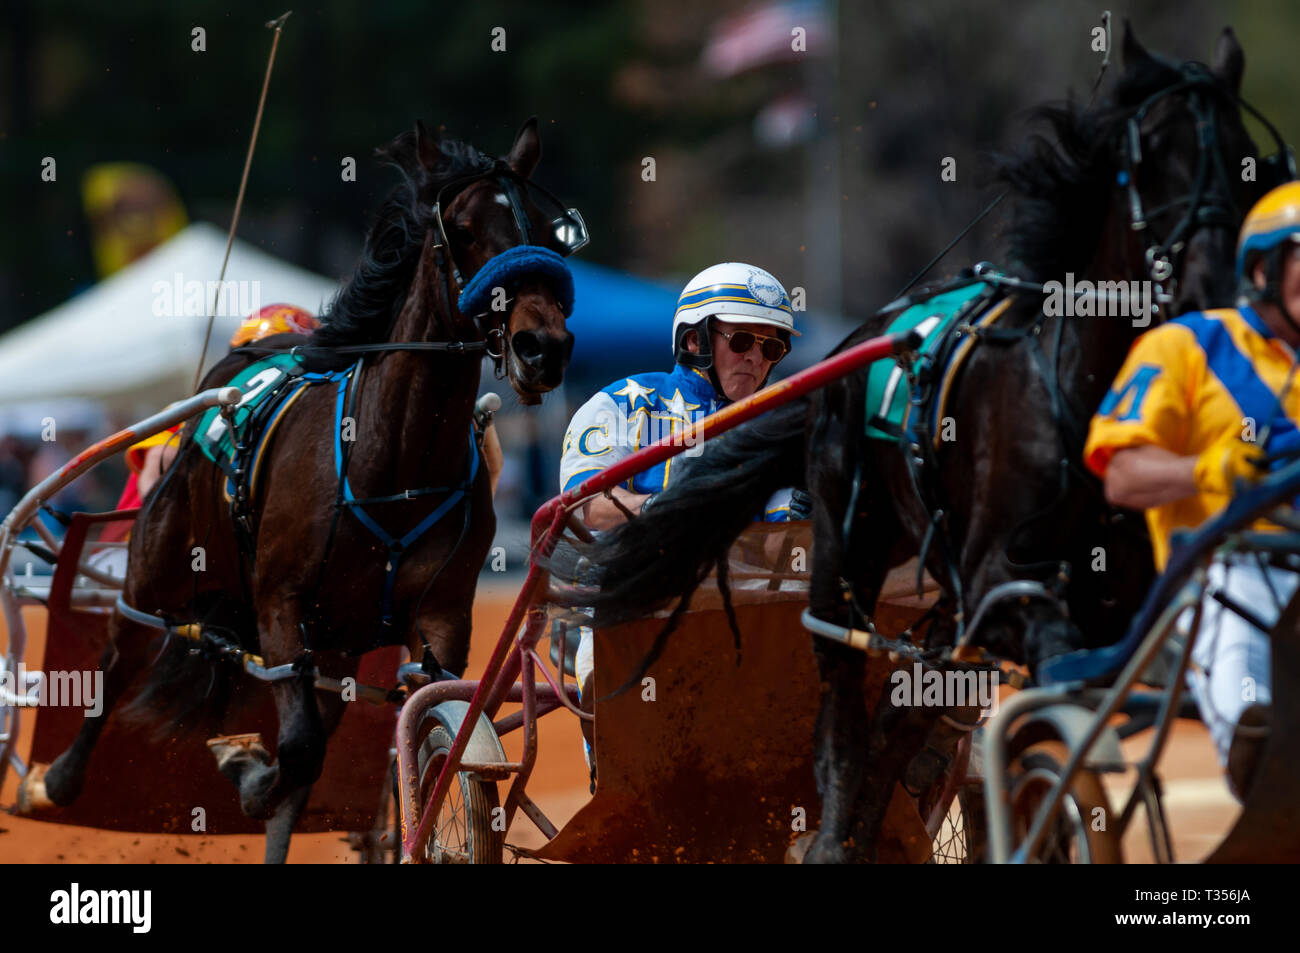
399, 329, 914, 861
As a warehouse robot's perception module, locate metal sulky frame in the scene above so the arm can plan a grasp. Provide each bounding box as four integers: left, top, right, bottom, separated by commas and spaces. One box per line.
394, 330, 917, 862
982, 454, 1300, 864
0, 386, 243, 794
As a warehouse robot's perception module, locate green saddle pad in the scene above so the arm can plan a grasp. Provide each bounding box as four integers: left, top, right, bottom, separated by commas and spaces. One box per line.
194, 352, 304, 466
864, 282, 989, 442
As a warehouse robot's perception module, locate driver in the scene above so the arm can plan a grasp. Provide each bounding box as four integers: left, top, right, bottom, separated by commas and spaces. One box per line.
1084, 181, 1300, 799
559, 262, 810, 769
561, 262, 805, 528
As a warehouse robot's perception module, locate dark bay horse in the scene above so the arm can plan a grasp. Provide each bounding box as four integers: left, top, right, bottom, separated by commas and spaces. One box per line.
564, 27, 1286, 861
21, 119, 581, 861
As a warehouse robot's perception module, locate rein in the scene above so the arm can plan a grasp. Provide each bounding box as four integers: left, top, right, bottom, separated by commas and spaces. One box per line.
233, 306, 510, 372
1120, 64, 1295, 300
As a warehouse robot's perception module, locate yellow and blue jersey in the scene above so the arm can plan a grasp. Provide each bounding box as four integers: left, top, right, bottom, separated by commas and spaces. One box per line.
1084, 306, 1300, 569
560, 364, 794, 521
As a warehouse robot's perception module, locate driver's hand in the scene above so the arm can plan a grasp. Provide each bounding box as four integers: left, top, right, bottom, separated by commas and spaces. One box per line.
788, 488, 813, 520
1193, 433, 1267, 496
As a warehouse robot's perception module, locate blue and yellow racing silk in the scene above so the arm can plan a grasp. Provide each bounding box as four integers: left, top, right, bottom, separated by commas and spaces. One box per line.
560, 363, 794, 521
1084, 306, 1300, 569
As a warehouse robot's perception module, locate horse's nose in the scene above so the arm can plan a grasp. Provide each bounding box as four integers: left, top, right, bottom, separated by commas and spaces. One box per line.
512, 330, 574, 384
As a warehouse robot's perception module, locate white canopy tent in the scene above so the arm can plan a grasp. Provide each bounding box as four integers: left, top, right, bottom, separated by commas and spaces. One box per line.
0, 223, 342, 421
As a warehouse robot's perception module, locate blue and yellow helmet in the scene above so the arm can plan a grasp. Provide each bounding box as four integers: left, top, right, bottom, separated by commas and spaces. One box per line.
1236, 181, 1300, 287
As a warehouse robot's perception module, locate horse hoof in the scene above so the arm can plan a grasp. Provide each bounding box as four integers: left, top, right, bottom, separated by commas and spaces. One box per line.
15, 763, 58, 815
784, 832, 816, 864
205, 732, 271, 773
799, 831, 853, 864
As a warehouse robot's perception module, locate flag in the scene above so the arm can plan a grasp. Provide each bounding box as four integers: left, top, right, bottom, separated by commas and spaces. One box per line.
701, 0, 832, 78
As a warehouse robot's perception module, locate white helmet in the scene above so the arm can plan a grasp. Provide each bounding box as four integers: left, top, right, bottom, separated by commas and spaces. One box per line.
671, 263, 798, 367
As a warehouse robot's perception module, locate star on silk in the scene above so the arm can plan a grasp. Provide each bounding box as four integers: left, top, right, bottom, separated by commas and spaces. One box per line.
613, 378, 656, 409
662, 389, 701, 419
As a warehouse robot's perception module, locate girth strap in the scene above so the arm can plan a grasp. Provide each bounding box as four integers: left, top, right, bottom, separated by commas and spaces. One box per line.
328, 371, 480, 625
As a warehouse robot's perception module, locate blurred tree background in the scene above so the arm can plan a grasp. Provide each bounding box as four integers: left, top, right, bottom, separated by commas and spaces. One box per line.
2, 0, 1298, 339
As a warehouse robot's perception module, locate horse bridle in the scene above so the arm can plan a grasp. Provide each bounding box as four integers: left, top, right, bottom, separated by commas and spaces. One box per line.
275, 161, 587, 378
420, 161, 587, 376
1120, 62, 1296, 302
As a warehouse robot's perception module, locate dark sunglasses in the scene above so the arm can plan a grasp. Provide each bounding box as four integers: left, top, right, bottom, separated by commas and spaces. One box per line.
717, 328, 789, 363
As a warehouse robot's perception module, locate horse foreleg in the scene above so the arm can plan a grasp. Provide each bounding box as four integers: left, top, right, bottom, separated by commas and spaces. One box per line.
849, 694, 942, 861
30, 614, 158, 809
264, 783, 314, 864
804, 638, 870, 863
803, 500, 888, 861
408, 604, 473, 680
220, 674, 336, 811
211, 660, 349, 865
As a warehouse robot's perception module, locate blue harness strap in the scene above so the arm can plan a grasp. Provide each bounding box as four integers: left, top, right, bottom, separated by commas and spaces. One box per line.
205, 355, 480, 632
328, 371, 480, 624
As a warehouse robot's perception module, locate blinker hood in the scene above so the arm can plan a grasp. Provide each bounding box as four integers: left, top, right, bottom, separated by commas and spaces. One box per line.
457, 244, 576, 317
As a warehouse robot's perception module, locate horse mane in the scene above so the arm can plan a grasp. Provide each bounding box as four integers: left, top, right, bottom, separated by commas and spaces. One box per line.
991, 51, 1195, 283
309, 128, 495, 349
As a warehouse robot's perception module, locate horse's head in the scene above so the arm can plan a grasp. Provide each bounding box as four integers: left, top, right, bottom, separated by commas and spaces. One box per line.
1113, 23, 1293, 316
414, 119, 582, 405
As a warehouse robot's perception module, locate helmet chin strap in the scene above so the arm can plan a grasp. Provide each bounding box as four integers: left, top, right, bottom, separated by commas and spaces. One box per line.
675, 316, 779, 401
1254, 246, 1300, 342
675, 317, 722, 398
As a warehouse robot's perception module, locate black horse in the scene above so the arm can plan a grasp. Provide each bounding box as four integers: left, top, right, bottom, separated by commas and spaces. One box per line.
562, 26, 1285, 861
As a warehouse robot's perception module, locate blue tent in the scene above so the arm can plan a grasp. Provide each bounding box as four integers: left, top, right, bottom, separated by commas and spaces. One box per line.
565, 259, 851, 377
565, 260, 679, 370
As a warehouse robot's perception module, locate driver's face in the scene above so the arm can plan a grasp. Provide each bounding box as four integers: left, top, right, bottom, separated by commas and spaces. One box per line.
1280, 245, 1300, 339
1252, 244, 1300, 348
708, 320, 780, 401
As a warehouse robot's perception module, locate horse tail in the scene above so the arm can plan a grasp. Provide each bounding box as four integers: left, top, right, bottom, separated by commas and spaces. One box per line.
121, 458, 256, 744
121, 627, 245, 743
559, 395, 809, 630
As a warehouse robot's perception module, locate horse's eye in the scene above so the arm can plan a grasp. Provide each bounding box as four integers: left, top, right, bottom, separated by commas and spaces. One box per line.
449, 224, 475, 244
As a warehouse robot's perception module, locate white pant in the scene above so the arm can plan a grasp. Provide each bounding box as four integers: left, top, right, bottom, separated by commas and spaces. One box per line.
575, 625, 595, 769
1183, 558, 1296, 766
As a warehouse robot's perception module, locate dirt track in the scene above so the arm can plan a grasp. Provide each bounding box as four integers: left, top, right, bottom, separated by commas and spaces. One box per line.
0, 582, 592, 863
1, 580, 1239, 863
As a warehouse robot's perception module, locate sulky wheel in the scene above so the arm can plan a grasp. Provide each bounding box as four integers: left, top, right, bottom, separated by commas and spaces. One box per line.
1007, 740, 1122, 864
930, 784, 987, 864
919, 731, 987, 864
416, 723, 504, 864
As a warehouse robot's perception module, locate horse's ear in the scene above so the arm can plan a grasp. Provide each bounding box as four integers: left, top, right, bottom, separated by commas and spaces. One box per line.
1121, 19, 1151, 68
507, 117, 542, 179
414, 120, 441, 172
1211, 26, 1245, 94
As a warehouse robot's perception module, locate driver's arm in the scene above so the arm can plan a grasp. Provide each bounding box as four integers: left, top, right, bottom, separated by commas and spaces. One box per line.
581, 488, 652, 531
1084, 326, 1195, 509
561, 392, 646, 531
1103, 444, 1197, 509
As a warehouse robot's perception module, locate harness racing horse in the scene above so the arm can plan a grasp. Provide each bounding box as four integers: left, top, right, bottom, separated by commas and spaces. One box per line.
20, 119, 584, 862
562, 27, 1290, 861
